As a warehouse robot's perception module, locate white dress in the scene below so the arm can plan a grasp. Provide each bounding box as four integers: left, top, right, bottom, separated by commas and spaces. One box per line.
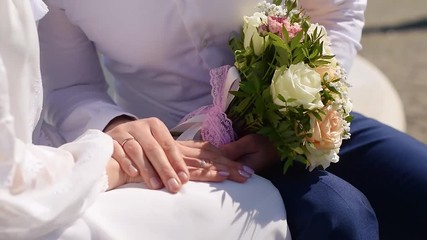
0, 1, 291, 239
0, 0, 112, 238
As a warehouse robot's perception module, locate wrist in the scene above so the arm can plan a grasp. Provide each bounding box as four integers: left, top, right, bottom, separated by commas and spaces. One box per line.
106, 159, 127, 190
103, 115, 136, 132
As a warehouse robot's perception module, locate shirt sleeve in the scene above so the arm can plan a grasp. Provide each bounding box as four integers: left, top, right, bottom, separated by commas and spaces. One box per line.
0, 131, 113, 240
299, 0, 367, 73
38, 2, 135, 144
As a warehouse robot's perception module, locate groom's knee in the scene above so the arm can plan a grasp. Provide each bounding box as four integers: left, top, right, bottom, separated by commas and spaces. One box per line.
269, 168, 379, 240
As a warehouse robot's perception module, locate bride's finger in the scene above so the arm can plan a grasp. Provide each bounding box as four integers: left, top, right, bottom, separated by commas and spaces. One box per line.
187, 167, 230, 182
184, 158, 214, 169
179, 146, 251, 183
112, 140, 139, 177
179, 144, 241, 168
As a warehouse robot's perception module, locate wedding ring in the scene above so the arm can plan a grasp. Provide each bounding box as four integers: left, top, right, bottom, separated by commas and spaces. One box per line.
120, 137, 135, 148
200, 160, 207, 168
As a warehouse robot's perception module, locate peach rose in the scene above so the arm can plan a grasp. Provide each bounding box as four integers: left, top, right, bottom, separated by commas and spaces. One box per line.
315, 64, 338, 82
307, 108, 344, 150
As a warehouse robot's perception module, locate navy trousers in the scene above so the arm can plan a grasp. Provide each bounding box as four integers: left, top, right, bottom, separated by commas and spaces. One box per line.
262, 112, 427, 240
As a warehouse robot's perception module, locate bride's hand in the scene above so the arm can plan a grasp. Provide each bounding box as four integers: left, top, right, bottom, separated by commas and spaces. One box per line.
105, 116, 189, 193
106, 158, 144, 191
221, 134, 279, 172
177, 140, 255, 183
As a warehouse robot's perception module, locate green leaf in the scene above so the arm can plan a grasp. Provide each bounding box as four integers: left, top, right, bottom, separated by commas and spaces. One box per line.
229, 90, 248, 98
345, 115, 354, 122
277, 94, 287, 103
282, 158, 293, 174
325, 83, 341, 95
311, 111, 323, 121
273, 0, 283, 5
290, 31, 303, 50
258, 126, 274, 135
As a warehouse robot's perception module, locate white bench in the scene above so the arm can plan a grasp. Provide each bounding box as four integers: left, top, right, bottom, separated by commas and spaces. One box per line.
347, 55, 406, 132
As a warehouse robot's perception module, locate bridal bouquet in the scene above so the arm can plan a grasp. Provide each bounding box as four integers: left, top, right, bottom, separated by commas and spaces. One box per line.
172, 0, 352, 173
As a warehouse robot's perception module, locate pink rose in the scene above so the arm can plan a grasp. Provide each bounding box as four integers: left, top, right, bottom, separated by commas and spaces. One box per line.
267, 16, 302, 39
307, 109, 344, 150
268, 16, 285, 35
284, 22, 302, 39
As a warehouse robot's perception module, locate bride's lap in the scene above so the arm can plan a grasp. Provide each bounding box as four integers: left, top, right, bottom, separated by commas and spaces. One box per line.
55, 175, 291, 240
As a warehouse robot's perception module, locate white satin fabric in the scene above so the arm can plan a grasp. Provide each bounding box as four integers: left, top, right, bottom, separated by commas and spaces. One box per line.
0, 0, 113, 239
2, 1, 291, 239
56, 177, 290, 240
37, 0, 366, 145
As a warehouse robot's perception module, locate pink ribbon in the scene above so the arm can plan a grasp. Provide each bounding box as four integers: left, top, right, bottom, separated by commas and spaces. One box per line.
171, 65, 241, 147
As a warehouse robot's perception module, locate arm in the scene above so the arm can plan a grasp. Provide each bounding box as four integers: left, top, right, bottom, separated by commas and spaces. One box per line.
38, 2, 133, 143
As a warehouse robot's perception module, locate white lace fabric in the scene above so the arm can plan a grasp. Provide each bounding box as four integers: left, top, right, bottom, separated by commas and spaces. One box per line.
0, 1, 113, 239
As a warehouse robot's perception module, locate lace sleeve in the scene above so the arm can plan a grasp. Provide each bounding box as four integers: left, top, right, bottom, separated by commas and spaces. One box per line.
0, 130, 113, 240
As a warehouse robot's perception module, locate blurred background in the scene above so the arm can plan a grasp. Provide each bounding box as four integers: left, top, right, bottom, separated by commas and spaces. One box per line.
359, 0, 427, 144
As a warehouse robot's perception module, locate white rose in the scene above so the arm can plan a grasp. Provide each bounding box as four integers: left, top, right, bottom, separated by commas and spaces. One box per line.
243, 12, 268, 56
304, 144, 340, 171
270, 62, 324, 110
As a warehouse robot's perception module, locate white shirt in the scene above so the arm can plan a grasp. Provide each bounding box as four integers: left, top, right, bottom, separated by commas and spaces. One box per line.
0, 0, 114, 239
37, 0, 366, 145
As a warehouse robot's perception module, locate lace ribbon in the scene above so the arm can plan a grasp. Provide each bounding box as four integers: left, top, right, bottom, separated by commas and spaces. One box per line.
171, 65, 241, 147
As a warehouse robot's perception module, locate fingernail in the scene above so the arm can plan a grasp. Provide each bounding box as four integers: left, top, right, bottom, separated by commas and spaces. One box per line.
128, 165, 139, 176
243, 165, 255, 175
219, 171, 230, 176
150, 177, 161, 189
167, 178, 180, 192
178, 171, 189, 182
238, 170, 251, 178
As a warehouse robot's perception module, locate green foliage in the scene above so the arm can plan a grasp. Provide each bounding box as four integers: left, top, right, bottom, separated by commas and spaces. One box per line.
273, 0, 283, 5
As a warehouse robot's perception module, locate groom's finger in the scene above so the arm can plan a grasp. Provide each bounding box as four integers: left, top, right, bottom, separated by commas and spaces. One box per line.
150, 119, 190, 185
121, 136, 164, 190
221, 135, 256, 160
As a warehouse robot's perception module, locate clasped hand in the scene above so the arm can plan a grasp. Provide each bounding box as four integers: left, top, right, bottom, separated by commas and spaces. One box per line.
104, 117, 270, 193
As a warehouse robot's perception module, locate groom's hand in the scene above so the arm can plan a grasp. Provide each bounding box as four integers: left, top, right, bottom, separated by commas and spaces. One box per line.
221, 134, 279, 172
106, 158, 144, 191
